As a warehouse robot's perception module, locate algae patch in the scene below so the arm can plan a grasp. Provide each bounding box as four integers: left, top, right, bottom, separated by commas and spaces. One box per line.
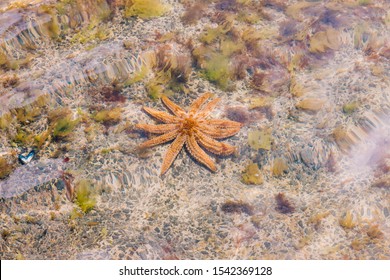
124, 0, 170, 19
242, 163, 264, 185
75, 179, 97, 213
248, 128, 272, 151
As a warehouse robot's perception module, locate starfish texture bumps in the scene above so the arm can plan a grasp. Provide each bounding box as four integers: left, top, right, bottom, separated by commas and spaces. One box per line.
136, 92, 242, 175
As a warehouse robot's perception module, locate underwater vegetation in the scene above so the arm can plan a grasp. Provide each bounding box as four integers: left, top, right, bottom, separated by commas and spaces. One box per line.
241, 162, 263, 185
52, 117, 78, 140
272, 158, 288, 177
248, 128, 272, 151
342, 101, 360, 114
296, 98, 325, 112
93, 107, 122, 126
144, 44, 191, 100
18, 150, 36, 165
275, 193, 294, 214
0, 157, 15, 179
221, 200, 254, 216
124, 0, 170, 19
75, 179, 96, 213
181, 2, 207, 25
339, 211, 356, 229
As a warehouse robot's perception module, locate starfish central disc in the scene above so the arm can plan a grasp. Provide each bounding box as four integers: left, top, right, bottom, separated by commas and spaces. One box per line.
181, 118, 197, 133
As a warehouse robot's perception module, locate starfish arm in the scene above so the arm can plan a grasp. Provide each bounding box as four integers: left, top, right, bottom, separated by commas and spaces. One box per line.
198, 125, 241, 139
189, 92, 212, 114
195, 130, 236, 155
160, 133, 187, 175
186, 133, 217, 172
136, 123, 179, 134
196, 98, 221, 118
143, 106, 181, 123
138, 129, 179, 149
161, 96, 186, 117
201, 119, 242, 129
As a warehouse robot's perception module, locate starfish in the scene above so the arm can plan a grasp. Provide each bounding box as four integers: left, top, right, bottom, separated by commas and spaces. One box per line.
136, 92, 242, 175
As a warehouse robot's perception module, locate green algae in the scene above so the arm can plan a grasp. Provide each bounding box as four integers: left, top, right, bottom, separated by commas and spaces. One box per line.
52, 117, 78, 140
13, 129, 35, 145
125, 65, 149, 85
272, 157, 289, 177
75, 179, 96, 213
71, 24, 112, 44
203, 52, 231, 90
241, 163, 264, 185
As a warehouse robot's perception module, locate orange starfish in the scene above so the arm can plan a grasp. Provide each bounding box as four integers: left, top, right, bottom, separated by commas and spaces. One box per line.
136, 92, 242, 175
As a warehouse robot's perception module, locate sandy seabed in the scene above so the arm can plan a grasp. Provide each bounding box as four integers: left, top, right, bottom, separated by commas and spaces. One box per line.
0, 0, 389, 259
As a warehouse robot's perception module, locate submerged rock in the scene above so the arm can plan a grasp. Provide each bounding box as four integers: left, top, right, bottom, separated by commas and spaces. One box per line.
0, 158, 66, 199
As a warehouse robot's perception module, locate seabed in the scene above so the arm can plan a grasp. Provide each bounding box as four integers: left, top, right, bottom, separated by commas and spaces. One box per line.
0, 0, 389, 259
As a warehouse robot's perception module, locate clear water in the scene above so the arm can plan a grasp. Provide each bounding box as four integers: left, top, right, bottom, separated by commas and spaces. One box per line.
0, 0, 389, 259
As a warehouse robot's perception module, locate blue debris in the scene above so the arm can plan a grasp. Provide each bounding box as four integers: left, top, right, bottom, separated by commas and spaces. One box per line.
18, 150, 36, 165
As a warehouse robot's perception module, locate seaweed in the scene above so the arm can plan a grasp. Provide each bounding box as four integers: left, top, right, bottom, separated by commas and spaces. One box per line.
248, 128, 272, 151
316, 9, 346, 29
200, 21, 233, 44
71, 24, 112, 44
75, 179, 96, 213
309, 28, 341, 53
1, 74, 19, 88
14, 107, 41, 124
332, 126, 354, 151
203, 52, 231, 90
124, 0, 170, 19
221, 200, 254, 216
366, 224, 383, 239
88, 84, 126, 103
0, 157, 15, 179
279, 19, 300, 38
342, 101, 359, 114
308, 212, 330, 230
145, 45, 191, 99
146, 76, 167, 100
181, 2, 207, 25
250, 72, 267, 91
1, 229, 11, 241
12, 95, 49, 124
249, 97, 274, 120
52, 117, 78, 140
48, 107, 72, 124
93, 107, 122, 125
62, 172, 75, 202
275, 193, 295, 214
38, 4, 62, 39
241, 162, 263, 185
371, 176, 390, 189
289, 76, 307, 97
339, 211, 356, 229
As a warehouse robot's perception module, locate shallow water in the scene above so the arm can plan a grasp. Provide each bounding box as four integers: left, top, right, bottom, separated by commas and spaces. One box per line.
0, 0, 389, 260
